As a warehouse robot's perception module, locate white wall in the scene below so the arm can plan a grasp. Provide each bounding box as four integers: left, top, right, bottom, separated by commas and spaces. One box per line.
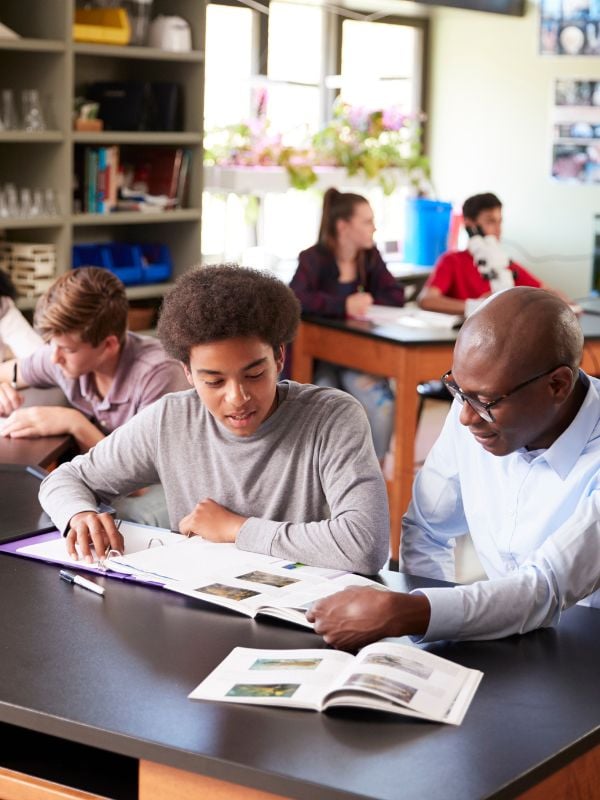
428, 1, 599, 297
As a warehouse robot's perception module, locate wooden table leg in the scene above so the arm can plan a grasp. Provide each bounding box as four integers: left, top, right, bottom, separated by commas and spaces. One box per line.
290, 323, 313, 384
389, 351, 419, 566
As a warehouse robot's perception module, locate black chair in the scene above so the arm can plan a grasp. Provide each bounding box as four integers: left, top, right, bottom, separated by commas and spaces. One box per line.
416, 380, 452, 425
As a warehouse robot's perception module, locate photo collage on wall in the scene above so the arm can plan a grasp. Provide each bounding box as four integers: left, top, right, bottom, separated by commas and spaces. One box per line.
551, 79, 600, 183
540, 0, 600, 54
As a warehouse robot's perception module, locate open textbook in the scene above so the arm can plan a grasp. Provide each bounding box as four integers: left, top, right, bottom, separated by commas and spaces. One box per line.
0, 521, 384, 629
362, 304, 463, 329
189, 643, 483, 725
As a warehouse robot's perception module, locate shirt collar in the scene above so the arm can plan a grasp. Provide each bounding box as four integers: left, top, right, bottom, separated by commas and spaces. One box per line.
524, 371, 598, 480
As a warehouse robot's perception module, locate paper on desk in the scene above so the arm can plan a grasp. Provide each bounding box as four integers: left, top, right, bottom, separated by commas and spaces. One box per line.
359, 305, 463, 329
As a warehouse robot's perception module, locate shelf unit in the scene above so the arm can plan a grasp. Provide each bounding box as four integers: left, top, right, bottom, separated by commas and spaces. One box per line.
0, 0, 205, 312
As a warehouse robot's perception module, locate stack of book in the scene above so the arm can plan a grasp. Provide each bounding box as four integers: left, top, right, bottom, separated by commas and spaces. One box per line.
74, 146, 191, 214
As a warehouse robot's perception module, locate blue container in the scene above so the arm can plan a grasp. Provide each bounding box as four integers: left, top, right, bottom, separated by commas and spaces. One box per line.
109, 244, 143, 285
139, 243, 173, 283
72, 243, 143, 285
72, 244, 112, 270
404, 198, 452, 267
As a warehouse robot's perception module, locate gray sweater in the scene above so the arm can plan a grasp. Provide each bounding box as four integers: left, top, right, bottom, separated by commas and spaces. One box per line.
39, 381, 389, 574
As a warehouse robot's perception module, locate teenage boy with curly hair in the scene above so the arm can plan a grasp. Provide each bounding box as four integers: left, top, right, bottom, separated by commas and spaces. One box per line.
39, 265, 389, 573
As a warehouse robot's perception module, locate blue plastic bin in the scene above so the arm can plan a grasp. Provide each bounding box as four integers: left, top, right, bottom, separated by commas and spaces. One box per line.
72, 244, 112, 270
109, 243, 143, 285
404, 198, 452, 267
139, 244, 173, 283
72, 243, 143, 285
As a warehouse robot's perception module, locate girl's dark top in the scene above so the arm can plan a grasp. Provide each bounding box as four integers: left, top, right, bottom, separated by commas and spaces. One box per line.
290, 244, 405, 318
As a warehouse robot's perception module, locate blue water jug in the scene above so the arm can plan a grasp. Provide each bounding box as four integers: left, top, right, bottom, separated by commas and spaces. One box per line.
404, 198, 452, 266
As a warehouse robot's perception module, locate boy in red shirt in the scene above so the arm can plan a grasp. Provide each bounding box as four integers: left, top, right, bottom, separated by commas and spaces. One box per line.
418, 192, 549, 316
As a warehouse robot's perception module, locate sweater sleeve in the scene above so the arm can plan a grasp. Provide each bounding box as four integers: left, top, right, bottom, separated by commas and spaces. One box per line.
368, 250, 405, 307
290, 249, 347, 318
39, 401, 162, 533
236, 397, 390, 574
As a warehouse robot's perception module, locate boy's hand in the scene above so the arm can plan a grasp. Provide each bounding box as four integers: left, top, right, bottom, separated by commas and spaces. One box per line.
1, 406, 77, 438
66, 511, 124, 564
0, 382, 24, 417
178, 498, 247, 543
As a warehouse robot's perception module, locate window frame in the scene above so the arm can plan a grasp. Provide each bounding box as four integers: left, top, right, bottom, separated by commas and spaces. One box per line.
206, 1, 429, 149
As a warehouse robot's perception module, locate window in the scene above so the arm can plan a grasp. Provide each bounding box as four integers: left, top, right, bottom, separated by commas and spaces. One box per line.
203, 2, 428, 268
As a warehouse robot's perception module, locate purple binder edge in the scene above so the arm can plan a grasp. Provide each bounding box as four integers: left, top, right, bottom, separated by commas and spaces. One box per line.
0, 530, 165, 586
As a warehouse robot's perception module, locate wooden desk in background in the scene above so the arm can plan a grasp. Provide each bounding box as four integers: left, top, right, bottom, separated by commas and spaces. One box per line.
0, 386, 72, 469
292, 313, 600, 563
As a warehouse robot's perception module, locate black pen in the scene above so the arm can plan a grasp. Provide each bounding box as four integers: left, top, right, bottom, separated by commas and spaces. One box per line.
10, 362, 17, 389
60, 569, 105, 597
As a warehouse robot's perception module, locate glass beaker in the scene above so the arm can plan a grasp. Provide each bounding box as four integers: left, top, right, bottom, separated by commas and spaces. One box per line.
1, 90, 19, 130
123, 0, 154, 46
4, 184, 19, 217
19, 187, 32, 217
43, 188, 60, 216
21, 89, 46, 132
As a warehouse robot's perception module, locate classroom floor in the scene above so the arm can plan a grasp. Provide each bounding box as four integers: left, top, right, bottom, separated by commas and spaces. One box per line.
409, 398, 486, 585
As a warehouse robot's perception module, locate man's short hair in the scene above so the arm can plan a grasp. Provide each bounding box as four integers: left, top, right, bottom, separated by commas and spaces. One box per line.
462, 192, 502, 221
157, 265, 300, 364
34, 267, 129, 346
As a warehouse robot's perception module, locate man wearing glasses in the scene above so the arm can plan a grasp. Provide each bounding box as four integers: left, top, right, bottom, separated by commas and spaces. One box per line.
307, 287, 600, 648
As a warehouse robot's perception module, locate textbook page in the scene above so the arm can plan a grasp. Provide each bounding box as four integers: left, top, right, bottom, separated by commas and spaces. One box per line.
322, 641, 482, 725
189, 643, 483, 724
189, 647, 354, 711
109, 534, 284, 581
164, 558, 385, 627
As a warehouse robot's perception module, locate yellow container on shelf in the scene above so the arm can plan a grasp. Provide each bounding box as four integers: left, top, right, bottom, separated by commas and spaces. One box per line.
73, 8, 131, 46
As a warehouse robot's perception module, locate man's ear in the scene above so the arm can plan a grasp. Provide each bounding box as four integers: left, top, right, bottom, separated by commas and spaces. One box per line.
550, 366, 575, 403
182, 362, 194, 387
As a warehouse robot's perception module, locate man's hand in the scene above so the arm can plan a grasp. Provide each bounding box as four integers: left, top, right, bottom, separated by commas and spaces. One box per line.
66, 511, 124, 564
1, 406, 77, 439
306, 586, 431, 651
178, 498, 247, 543
346, 292, 374, 318
0, 382, 23, 417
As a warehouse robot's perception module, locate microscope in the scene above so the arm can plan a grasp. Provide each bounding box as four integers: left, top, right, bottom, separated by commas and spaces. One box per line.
466, 224, 517, 293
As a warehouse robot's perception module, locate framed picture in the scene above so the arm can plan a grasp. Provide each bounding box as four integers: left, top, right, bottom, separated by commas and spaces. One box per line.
540, 0, 600, 55
551, 79, 600, 183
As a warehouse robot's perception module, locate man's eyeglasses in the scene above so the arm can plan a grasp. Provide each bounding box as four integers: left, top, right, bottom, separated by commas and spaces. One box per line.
441, 365, 568, 423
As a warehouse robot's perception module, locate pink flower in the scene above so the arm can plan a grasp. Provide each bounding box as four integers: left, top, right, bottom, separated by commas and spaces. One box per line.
382, 107, 406, 131
346, 105, 370, 132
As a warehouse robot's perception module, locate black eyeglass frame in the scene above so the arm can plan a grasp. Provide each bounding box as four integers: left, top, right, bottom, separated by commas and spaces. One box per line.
441, 364, 569, 423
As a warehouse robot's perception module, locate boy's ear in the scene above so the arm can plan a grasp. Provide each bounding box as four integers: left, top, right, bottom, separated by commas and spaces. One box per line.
103, 334, 121, 355
275, 345, 285, 373
182, 362, 194, 386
